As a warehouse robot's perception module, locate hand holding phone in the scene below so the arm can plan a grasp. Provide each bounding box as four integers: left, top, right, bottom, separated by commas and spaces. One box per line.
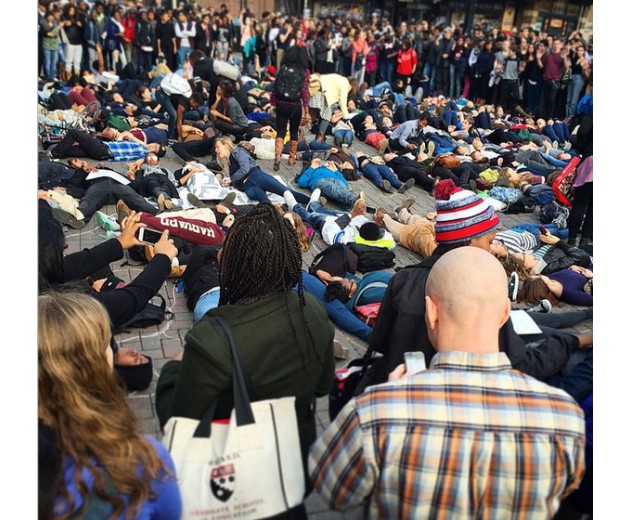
539, 226, 548, 235
136, 227, 164, 246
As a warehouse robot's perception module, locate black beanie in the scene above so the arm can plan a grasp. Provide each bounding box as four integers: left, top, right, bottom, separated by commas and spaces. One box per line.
115, 356, 154, 392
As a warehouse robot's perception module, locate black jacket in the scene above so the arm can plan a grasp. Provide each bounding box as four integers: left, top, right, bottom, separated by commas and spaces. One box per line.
359, 252, 580, 391
539, 240, 592, 275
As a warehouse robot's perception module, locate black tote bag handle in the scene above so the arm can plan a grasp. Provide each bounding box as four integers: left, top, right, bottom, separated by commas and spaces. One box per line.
193, 316, 255, 438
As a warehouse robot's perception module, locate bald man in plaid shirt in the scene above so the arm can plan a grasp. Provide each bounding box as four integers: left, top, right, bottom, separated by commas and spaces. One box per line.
309, 247, 585, 519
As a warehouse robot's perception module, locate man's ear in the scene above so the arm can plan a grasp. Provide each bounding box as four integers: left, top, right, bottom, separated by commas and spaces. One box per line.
425, 294, 439, 332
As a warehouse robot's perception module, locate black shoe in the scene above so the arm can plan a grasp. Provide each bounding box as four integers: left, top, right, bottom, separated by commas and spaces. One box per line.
381, 179, 395, 193
206, 159, 222, 173
220, 191, 237, 207
468, 179, 478, 193
52, 208, 86, 229
398, 178, 415, 194
529, 299, 552, 313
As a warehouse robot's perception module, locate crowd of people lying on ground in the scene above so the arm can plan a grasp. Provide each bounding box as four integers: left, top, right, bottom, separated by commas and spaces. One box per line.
37, 7, 594, 519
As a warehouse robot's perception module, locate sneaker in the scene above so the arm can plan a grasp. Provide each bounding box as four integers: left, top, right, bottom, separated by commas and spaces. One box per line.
96, 211, 120, 232
529, 299, 552, 313
309, 188, 322, 206
52, 208, 86, 229
395, 197, 416, 213
283, 190, 298, 210
116, 200, 131, 224
167, 138, 177, 146
398, 178, 415, 194
552, 140, 558, 149
381, 179, 395, 193
187, 193, 208, 209
157, 193, 167, 212
418, 142, 426, 155
563, 141, 572, 150
426, 141, 436, 158
468, 179, 478, 193
508, 272, 519, 302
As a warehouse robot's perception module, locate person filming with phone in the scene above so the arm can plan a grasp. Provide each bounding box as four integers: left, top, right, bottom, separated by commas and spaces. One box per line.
309, 247, 586, 518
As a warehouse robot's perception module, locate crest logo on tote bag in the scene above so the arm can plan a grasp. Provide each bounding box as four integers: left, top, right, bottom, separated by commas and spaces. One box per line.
210, 464, 236, 502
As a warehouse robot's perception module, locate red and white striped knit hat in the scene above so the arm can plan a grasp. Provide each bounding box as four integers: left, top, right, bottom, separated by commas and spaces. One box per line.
434, 180, 501, 244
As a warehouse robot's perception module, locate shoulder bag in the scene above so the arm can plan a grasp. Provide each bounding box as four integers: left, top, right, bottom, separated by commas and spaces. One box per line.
161, 317, 305, 519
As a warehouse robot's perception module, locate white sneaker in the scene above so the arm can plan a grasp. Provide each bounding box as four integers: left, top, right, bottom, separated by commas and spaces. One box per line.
283, 190, 298, 210
309, 188, 322, 207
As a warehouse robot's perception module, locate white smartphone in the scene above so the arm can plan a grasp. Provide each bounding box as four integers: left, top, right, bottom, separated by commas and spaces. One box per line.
404, 351, 426, 375
136, 227, 163, 246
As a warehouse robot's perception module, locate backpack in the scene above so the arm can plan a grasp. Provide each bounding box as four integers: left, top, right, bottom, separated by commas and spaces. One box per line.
275, 65, 302, 102
551, 156, 581, 207
114, 294, 173, 333
539, 200, 570, 229
160, 73, 192, 98
308, 244, 356, 277
488, 186, 524, 206
348, 243, 396, 273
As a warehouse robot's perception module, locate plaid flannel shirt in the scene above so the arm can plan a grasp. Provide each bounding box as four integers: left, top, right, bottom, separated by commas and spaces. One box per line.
309, 351, 585, 519
105, 141, 149, 162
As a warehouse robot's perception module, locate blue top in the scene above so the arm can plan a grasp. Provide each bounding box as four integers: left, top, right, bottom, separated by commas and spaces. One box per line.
297, 165, 348, 190
299, 272, 372, 342
548, 269, 593, 307
55, 435, 182, 520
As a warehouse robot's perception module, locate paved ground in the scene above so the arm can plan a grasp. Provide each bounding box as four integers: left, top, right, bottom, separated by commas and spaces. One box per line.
45, 132, 592, 519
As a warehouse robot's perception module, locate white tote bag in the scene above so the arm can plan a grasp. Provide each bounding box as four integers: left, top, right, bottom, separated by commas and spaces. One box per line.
161, 318, 305, 520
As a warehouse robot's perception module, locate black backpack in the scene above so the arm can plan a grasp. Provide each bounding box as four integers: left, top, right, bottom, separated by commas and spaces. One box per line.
114, 294, 173, 334
308, 243, 356, 277
349, 243, 396, 273
275, 65, 302, 102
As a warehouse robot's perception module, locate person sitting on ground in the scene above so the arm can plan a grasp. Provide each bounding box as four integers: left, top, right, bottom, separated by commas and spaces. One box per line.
386, 111, 431, 155
210, 79, 261, 141
309, 247, 585, 518
38, 292, 182, 519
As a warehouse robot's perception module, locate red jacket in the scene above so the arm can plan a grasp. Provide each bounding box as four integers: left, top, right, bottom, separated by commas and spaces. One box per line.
396, 48, 418, 76
122, 14, 136, 43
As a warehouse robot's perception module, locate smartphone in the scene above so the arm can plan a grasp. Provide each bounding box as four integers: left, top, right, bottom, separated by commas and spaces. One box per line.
539, 226, 548, 235
404, 351, 426, 375
136, 227, 163, 245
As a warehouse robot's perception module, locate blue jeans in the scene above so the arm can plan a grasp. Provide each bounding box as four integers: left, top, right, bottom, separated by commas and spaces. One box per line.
244, 168, 311, 204
156, 90, 177, 139
566, 74, 585, 118
526, 81, 543, 113
379, 61, 395, 86
292, 201, 343, 231
315, 178, 357, 210
44, 48, 59, 79
177, 47, 191, 69
361, 163, 402, 189
371, 81, 392, 96
540, 152, 568, 168
333, 129, 354, 147
193, 287, 220, 323
423, 63, 436, 94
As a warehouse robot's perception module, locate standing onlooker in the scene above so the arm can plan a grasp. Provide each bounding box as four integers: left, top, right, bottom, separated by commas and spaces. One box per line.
395, 38, 417, 90
121, 7, 137, 67
351, 29, 369, 86
39, 292, 182, 519
61, 3, 84, 78
156, 203, 335, 513
435, 27, 455, 96
156, 9, 177, 71
194, 12, 213, 58
449, 35, 466, 99
40, 11, 62, 81
314, 28, 332, 74
340, 27, 355, 78
83, 8, 103, 73
472, 39, 495, 105
522, 41, 545, 114
566, 44, 591, 118
539, 38, 569, 119
276, 18, 295, 69
135, 9, 156, 74
309, 247, 585, 519
174, 9, 196, 69
104, 8, 127, 73
365, 31, 380, 86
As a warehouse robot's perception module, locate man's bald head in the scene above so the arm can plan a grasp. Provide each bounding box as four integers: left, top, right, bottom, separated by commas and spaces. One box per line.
425, 247, 511, 354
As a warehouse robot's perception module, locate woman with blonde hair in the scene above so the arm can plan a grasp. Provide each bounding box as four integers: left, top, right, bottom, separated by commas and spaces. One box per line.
38, 292, 182, 519
214, 136, 312, 205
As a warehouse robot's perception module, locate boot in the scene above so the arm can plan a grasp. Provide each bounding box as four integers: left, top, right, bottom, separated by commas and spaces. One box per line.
315, 132, 325, 143
515, 105, 534, 119
273, 137, 284, 171
288, 140, 298, 166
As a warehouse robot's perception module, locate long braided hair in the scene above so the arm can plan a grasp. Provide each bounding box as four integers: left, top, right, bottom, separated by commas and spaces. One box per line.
218, 203, 323, 368
219, 203, 304, 306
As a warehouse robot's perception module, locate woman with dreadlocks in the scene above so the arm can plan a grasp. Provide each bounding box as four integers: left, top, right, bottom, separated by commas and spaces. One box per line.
156, 203, 335, 516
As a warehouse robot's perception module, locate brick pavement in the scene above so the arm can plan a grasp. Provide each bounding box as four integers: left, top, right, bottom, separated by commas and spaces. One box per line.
48, 134, 592, 519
